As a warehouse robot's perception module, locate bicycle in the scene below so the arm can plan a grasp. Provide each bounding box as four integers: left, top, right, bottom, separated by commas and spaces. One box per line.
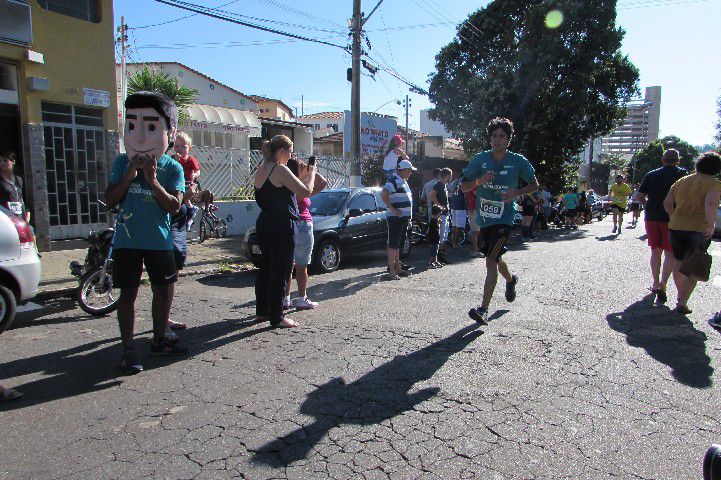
196, 190, 228, 243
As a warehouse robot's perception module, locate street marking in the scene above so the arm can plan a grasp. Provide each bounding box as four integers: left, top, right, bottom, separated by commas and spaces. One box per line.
16, 302, 43, 313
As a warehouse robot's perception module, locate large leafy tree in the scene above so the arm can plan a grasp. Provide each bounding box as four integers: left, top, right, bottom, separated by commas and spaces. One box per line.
631, 136, 699, 182
428, 0, 639, 191
126, 65, 198, 123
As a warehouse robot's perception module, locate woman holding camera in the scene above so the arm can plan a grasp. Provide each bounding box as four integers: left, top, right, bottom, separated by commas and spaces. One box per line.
253, 136, 315, 328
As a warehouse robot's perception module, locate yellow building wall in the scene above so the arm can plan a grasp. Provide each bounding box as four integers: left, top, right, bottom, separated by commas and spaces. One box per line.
0, 0, 117, 127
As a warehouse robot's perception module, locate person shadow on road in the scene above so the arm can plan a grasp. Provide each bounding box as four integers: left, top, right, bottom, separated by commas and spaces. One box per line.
251, 324, 483, 467
606, 294, 713, 389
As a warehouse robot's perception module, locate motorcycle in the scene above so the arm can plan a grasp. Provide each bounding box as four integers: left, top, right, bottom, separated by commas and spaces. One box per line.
70, 201, 120, 316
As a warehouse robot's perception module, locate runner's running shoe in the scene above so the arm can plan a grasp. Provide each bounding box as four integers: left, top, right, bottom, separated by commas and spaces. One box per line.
505, 275, 518, 303
655, 289, 667, 305
468, 307, 488, 325
708, 312, 721, 329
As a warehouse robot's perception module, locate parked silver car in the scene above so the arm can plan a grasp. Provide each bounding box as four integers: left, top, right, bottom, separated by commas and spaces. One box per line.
0, 206, 41, 333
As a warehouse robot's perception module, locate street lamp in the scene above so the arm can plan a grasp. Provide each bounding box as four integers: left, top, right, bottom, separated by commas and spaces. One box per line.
373, 99, 401, 113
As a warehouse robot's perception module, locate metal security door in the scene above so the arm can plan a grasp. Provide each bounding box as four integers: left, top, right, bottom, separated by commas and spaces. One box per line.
42, 103, 107, 239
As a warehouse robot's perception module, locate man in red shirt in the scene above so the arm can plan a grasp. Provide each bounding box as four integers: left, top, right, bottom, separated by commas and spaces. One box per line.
172, 131, 200, 228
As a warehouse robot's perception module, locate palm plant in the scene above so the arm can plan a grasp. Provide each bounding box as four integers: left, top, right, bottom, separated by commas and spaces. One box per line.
126, 65, 198, 123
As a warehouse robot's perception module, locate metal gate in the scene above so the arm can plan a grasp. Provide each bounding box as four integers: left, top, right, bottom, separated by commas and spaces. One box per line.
42, 102, 107, 239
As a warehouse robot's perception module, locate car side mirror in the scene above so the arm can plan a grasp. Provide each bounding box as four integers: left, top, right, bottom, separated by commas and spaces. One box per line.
346, 208, 363, 218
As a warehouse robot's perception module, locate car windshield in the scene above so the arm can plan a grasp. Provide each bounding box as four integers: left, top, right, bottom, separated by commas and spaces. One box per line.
309, 191, 349, 216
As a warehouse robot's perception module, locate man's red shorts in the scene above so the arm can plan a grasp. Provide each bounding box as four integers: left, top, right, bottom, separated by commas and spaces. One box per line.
645, 221, 672, 252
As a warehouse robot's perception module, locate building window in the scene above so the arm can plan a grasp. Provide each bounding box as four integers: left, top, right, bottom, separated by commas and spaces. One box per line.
37, 0, 100, 23
265, 108, 270, 113
326, 124, 338, 132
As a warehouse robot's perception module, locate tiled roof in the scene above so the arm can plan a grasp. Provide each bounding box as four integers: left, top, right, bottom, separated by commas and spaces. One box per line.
298, 112, 344, 120
298, 111, 397, 120
314, 132, 343, 143
249, 95, 293, 114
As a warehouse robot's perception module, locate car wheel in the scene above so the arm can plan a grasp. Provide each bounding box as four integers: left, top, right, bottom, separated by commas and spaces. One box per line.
399, 230, 412, 259
0, 284, 18, 335
313, 238, 341, 273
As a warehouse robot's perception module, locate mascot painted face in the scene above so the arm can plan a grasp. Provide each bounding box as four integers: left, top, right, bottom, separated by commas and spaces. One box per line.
123, 91, 178, 164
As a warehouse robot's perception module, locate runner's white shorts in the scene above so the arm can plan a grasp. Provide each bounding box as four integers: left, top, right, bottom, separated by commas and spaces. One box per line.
451, 209, 467, 229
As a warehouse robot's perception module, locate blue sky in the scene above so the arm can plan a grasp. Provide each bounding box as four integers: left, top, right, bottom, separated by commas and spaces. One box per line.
116, 0, 720, 146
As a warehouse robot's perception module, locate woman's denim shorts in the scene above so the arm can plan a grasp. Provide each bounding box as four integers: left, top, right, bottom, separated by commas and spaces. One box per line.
294, 219, 314, 265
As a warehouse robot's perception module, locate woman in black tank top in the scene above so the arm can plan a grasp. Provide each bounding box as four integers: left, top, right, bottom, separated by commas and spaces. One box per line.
253, 135, 316, 328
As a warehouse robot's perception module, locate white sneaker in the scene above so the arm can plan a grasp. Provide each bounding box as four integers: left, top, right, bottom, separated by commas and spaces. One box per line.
282, 296, 292, 310
292, 297, 318, 310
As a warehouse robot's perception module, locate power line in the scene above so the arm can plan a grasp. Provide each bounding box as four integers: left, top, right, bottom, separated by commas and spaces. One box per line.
418, 0, 485, 43
251, 0, 344, 28
137, 33, 347, 50
132, 0, 241, 29
618, 0, 715, 8
154, 0, 350, 52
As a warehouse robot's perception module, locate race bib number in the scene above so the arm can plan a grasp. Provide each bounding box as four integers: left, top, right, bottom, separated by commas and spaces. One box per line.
7, 202, 23, 216
478, 198, 504, 219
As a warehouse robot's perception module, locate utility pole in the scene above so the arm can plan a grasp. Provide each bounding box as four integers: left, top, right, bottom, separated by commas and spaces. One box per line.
403, 95, 411, 148
117, 17, 128, 140
301, 94, 304, 117
349, 0, 362, 187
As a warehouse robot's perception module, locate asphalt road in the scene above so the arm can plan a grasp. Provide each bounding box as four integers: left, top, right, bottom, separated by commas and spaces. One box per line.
1, 217, 720, 479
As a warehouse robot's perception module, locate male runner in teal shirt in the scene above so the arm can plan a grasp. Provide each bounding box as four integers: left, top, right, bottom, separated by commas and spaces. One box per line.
461, 117, 539, 324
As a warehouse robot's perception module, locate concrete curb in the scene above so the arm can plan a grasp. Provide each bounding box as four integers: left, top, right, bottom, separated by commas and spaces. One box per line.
34, 259, 254, 303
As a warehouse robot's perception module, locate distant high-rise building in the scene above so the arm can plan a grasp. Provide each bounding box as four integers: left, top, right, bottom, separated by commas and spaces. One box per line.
420, 109, 452, 138
597, 86, 661, 159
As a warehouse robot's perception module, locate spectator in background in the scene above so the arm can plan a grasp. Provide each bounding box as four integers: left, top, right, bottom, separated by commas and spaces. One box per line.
465, 186, 482, 257
381, 159, 416, 280
0, 150, 29, 222
426, 205, 443, 268
538, 186, 552, 229
382, 134, 409, 181
519, 194, 537, 240
283, 157, 327, 311
664, 152, 721, 315
429, 168, 452, 261
448, 175, 467, 248
254, 135, 316, 328
562, 187, 579, 229
172, 131, 201, 230
421, 168, 441, 221
638, 148, 687, 305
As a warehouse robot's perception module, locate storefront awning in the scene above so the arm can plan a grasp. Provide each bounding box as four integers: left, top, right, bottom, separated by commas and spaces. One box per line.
180, 103, 262, 135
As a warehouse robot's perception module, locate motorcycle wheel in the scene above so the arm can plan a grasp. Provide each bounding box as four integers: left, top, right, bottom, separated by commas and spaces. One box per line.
77, 267, 120, 316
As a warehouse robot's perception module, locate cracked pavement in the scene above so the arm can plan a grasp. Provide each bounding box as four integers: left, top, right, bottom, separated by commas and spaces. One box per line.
1, 218, 720, 479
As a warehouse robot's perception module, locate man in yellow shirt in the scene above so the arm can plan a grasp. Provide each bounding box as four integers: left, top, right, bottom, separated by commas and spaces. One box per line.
609, 175, 632, 234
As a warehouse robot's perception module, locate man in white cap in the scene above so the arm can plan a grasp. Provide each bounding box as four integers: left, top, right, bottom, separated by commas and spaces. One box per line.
381, 159, 416, 280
